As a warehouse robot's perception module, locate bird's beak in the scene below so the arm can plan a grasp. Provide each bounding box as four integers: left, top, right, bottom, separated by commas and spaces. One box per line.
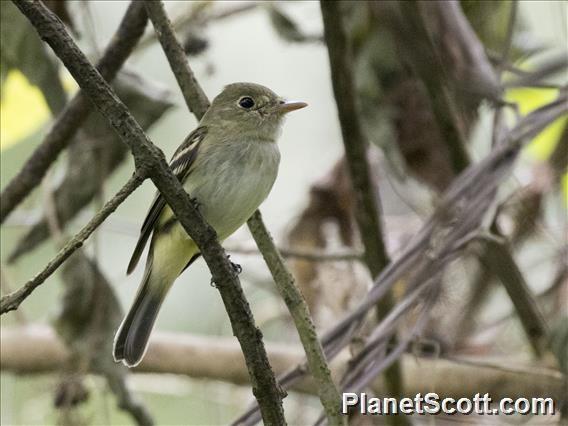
278, 100, 308, 114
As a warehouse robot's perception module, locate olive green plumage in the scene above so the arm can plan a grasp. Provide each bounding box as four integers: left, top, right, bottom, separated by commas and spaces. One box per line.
113, 83, 307, 367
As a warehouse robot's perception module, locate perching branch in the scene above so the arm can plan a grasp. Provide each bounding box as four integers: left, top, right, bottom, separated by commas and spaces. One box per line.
8, 1, 285, 424
247, 211, 344, 426
0, 0, 149, 224
145, 2, 343, 423
320, 1, 405, 419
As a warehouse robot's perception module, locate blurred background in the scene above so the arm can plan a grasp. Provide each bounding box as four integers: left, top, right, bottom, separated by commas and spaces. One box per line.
1, 1, 566, 425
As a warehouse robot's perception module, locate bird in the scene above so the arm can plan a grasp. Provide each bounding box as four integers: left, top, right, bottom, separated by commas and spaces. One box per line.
113, 82, 307, 367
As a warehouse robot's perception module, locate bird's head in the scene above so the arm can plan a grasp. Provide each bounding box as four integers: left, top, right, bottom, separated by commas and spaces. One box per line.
202, 82, 307, 140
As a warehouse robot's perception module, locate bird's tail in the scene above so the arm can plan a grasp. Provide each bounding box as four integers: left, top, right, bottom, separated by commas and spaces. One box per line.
113, 268, 166, 367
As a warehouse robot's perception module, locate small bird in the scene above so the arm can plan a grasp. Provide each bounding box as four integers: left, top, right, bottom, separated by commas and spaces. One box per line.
113, 82, 307, 367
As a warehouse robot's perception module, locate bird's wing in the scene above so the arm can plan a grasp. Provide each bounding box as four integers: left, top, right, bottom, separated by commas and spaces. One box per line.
127, 126, 208, 274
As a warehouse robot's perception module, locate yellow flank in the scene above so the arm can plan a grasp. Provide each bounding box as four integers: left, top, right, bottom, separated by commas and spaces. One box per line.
151, 218, 198, 291
1, 71, 49, 150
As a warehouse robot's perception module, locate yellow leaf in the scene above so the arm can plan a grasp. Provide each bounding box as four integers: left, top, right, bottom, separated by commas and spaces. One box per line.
0, 71, 50, 150
505, 87, 567, 161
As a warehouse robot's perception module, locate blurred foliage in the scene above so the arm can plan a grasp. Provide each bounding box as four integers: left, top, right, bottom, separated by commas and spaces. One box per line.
0, 71, 50, 150
266, 4, 322, 44
0, 1, 67, 114
8, 71, 173, 262
507, 87, 567, 161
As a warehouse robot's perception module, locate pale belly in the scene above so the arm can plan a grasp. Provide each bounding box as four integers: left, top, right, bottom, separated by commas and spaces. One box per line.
183, 140, 280, 240
149, 139, 279, 283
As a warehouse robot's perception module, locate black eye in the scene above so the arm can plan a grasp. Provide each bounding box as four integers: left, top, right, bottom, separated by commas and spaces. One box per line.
239, 97, 255, 109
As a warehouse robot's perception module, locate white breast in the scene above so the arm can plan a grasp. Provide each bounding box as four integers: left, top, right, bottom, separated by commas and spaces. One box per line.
185, 139, 280, 240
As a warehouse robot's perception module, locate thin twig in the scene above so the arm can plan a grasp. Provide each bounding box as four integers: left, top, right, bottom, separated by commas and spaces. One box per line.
477, 238, 549, 355
135, 2, 258, 52
247, 211, 344, 426
144, 1, 209, 118
492, 1, 518, 148
226, 245, 364, 263
497, 1, 518, 78
0, 0, 149, 224
397, 1, 472, 172
0, 172, 146, 314
0, 268, 28, 323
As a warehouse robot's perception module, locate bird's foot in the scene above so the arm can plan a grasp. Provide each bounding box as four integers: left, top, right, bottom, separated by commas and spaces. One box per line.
190, 197, 201, 211
227, 255, 242, 275
231, 262, 243, 274
210, 256, 242, 288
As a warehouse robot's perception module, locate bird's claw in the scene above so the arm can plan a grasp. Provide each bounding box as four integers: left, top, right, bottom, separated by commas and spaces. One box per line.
210, 256, 242, 288
226, 255, 242, 275
231, 261, 243, 275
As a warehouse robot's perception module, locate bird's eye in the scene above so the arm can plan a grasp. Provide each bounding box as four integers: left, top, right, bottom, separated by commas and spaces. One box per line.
239, 97, 255, 109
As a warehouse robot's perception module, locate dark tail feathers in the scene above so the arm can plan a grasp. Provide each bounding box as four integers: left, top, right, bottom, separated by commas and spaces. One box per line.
113, 275, 164, 367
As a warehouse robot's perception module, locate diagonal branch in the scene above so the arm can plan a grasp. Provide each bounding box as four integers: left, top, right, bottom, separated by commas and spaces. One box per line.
247, 211, 344, 426
143, 1, 209, 119
0, 0, 148, 224
144, 2, 343, 424
8, 1, 285, 424
1, 171, 146, 314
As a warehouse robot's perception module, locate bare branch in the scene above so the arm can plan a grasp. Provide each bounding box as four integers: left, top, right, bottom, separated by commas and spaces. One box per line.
247, 211, 344, 426
0, 172, 146, 314
144, 1, 210, 119
226, 245, 364, 263
3, 326, 564, 404
135, 2, 258, 52
496, 1, 518, 78
146, 1, 343, 421
479, 238, 549, 351
0, 1, 148, 223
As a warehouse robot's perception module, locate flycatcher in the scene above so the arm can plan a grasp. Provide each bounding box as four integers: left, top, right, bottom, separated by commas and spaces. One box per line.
113, 82, 307, 367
